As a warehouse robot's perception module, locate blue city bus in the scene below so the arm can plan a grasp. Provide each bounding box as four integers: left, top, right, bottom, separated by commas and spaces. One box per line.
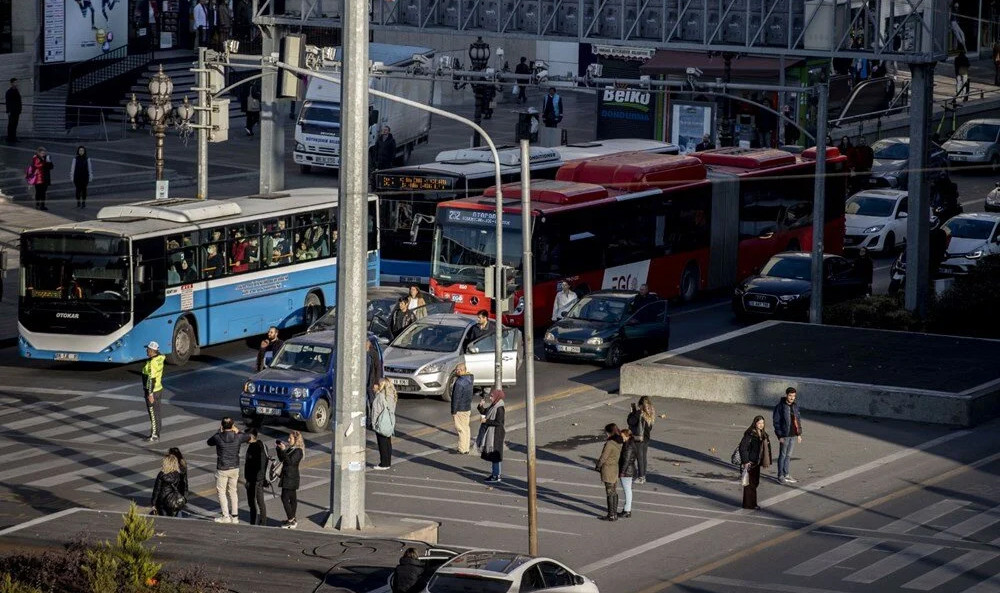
18, 188, 379, 365
374, 138, 679, 285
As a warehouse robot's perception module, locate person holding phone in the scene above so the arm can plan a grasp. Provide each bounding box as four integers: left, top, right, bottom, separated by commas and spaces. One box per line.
276, 430, 304, 529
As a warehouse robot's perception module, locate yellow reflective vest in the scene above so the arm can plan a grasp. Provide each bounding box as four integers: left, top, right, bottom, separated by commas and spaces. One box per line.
142, 354, 165, 393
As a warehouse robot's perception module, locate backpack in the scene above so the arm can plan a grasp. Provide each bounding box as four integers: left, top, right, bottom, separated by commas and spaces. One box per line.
262, 442, 283, 495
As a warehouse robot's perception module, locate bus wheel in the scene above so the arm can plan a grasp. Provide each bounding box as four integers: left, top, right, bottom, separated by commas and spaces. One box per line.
300, 164, 312, 174
166, 318, 196, 366
303, 292, 323, 327
305, 399, 329, 432
680, 264, 700, 303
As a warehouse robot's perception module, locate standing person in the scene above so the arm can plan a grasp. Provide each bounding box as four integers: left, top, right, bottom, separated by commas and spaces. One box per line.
256, 326, 283, 371
738, 415, 773, 510
244, 86, 260, 136
151, 452, 187, 517
5, 78, 21, 143
392, 548, 425, 593
632, 284, 658, 311
406, 284, 426, 311
389, 297, 416, 339
366, 336, 384, 420
370, 378, 397, 470
141, 341, 165, 443
215, 0, 232, 48
26, 147, 54, 211
514, 57, 531, 104
193, 0, 209, 47
206, 417, 251, 523
476, 388, 506, 482
244, 428, 268, 525
469, 309, 494, 342
955, 48, 970, 103
375, 126, 397, 171
782, 105, 800, 147
595, 423, 622, 521
70, 146, 93, 209
618, 428, 638, 518
626, 396, 655, 484
450, 363, 474, 455
772, 387, 803, 485
551, 280, 578, 321
276, 430, 304, 528
541, 87, 562, 128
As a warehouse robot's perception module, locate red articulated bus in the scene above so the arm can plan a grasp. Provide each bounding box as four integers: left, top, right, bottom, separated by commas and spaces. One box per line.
429, 146, 846, 327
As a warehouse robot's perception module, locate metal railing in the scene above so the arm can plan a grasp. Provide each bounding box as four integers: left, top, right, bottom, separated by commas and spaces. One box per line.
68, 45, 154, 100
0, 100, 129, 141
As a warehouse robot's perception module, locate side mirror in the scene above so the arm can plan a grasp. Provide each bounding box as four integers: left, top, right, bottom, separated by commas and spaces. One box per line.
560, 311, 567, 318
467, 345, 480, 354
136, 265, 147, 284
897, 211, 908, 219
575, 575, 586, 586
759, 231, 775, 239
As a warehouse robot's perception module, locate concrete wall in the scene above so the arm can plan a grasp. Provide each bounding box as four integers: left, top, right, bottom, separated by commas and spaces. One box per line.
0, 2, 38, 136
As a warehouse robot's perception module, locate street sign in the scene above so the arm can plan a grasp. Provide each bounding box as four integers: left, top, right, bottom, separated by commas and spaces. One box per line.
155, 180, 169, 200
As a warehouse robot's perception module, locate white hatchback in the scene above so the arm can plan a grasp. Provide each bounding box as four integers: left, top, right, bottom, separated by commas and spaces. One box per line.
422, 550, 600, 593
845, 189, 910, 254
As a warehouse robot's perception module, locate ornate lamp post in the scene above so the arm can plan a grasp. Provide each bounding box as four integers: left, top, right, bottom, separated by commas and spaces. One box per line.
468, 37, 491, 148
125, 65, 195, 181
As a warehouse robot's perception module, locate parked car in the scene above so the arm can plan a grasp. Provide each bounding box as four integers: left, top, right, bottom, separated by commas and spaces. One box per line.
986, 181, 1000, 212
382, 314, 522, 402
868, 137, 949, 189
240, 331, 382, 432
732, 252, 872, 320
844, 189, 938, 255
542, 290, 670, 368
943, 118, 1000, 172
387, 548, 459, 593
307, 286, 448, 344
938, 213, 1000, 276
422, 550, 600, 593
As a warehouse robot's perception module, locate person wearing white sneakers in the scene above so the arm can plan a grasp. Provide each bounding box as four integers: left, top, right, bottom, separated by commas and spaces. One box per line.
772, 387, 803, 485
207, 417, 250, 523
277, 430, 304, 529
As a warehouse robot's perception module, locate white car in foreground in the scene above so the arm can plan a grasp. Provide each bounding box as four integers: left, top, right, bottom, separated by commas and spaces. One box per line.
844, 189, 910, 254
423, 550, 600, 593
939, 213, 1000, 276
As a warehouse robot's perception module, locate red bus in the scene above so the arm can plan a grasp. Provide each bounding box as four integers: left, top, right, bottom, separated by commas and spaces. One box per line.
429, 147, 846, 326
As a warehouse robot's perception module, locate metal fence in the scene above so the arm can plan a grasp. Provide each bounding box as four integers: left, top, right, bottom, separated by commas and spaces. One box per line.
1, 101, 130, 142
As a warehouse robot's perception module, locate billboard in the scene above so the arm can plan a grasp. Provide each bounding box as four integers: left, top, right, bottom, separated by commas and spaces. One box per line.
45, 0, 128, 63
596, 86, 656, 140
670, 101, 715, 154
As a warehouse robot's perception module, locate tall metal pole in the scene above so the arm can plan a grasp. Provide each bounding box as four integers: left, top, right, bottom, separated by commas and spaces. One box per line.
154, 121, 165, 181
326, 0, 369, 531
493, 162, 504, 392
519, 139, 538, 555
905, 63, 933, 318
809, 80, 829, 324
196, 47, 209, 200
259, 31, 285, 194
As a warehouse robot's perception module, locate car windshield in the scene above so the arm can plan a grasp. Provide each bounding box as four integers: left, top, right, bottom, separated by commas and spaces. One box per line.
300, 102, 340, 125
391, 322, 466, 352
566, 296, 629, 323
952, 122, 1000, 142
846, 195, 895, 218
427, 574, 514, 593
269, 343, 333, 373
872, 140, 908, 160
943, 218, 996, 240
761, 257, 812, 280
431, 221, 523, 288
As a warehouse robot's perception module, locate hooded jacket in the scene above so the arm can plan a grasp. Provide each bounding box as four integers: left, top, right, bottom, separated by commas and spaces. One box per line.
207, 429, 251, 470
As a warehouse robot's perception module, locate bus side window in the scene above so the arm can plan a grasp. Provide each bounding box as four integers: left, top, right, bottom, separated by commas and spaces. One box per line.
261, 217, 291, 267
329, 215, 339, 258
203, 242, 227, 279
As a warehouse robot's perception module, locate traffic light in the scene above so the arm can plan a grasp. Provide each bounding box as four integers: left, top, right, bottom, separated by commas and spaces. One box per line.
278, 34, 305, 100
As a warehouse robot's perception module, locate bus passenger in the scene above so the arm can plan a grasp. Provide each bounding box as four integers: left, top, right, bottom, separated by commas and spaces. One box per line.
231, 231, 249, 273
179, 258, 198, 283
205, 244, 225, 278
168, 265, 181, 285
296, 241, 317, 261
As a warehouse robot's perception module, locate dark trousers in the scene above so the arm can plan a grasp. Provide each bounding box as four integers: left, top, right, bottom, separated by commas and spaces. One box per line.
376, 433, 392, 468
603, 481, 618, 517
34, 183, 49, 209
246, 480, 266, 525
742, 464, 761, 509
6, 111, 18, 141
636, 440, 649, 478
518, 86, 527, 104
280, 487, 297, 520
245, 110, 260, 133
146, 390, 162, 437
75, 182, 88, 206
197, 26, 210, 47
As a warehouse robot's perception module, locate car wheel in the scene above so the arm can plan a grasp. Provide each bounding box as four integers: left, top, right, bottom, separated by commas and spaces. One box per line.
883, 232, 896, 255
679, 264, 699, 303
303, 292, 323, 327
440, 374, 455, 403
603, 342, 624, 368
305, 398, 330, 432
166, 318, 196, 366
300, 164, 312, 174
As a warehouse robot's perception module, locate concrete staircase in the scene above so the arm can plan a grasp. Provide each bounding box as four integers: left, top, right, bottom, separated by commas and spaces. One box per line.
32, 86, 70, 138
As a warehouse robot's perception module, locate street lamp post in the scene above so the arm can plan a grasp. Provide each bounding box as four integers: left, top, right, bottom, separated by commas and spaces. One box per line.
468, 36, 490, 148
125, 65, 195, 185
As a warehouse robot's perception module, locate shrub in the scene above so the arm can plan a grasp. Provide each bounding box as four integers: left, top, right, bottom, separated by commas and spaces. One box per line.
0, 573, 43, 593
929, 255, 1000, 338
824, 294, 924, 332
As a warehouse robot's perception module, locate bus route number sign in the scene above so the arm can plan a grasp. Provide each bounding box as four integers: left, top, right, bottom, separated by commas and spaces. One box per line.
376, 175, 453, 192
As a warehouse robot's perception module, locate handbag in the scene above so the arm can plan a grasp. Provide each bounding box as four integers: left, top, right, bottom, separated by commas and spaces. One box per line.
740, 466, 750, 487
511, 84, 520, 96
163, 488, 187, 514
730, 447, 741, 466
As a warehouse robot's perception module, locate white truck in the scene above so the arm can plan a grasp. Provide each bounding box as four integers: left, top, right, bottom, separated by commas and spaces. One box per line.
294, 44, 435, 173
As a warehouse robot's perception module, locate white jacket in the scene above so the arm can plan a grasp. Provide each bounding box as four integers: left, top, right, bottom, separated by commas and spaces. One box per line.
552, 290, 578, 321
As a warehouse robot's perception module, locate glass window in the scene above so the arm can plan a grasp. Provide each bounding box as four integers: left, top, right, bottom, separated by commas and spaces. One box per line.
761, 257, 811, 280
846, 196, 896, 218
392, 323, 465, 352
633, 301, 666, 324
519, 566, 544, 593
262, 217, 292, 267
21, 234, 130, 301
426, 574, 513, 593
537, 562, 575, 588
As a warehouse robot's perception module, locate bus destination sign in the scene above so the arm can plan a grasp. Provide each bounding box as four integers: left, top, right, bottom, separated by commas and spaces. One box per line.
376, 174, 454, 192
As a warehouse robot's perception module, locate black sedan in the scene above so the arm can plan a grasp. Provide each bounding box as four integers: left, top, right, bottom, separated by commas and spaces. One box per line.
732, 252, 872, 320
543, 290, 670, 368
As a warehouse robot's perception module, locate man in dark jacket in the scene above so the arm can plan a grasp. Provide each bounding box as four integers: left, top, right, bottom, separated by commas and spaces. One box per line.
514, 57, 531, 104
631, 284, 658, 312
451, 363, 474, 454
256, 326, 284, 371
244, 428, 268, 525
389, 297, 416, 339
468, 309, 494, 342
375, 126, 397, 171
5, 78, 21, 143
772, 387, 803, 485
207, 417, 251, 523
392, 548, 425, 593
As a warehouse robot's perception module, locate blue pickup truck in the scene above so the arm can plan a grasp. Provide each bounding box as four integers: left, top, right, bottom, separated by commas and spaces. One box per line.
240, 331, 382, 432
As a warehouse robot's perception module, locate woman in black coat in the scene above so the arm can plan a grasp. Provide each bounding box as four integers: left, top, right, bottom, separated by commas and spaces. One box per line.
738, 415, 773, 510
277, 430, 304, 529
626, 396, 655, 483
618, 428, 639, 518
476, 388, 506, 483
244, 428, 268, 525
151, 452, 186, 516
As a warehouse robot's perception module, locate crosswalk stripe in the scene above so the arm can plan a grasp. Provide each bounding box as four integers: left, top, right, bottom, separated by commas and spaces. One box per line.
843, 543, 942, 583
26, 452, 160, 488
962, 570, 1000, 593
939, 504, 1000, 540
786, 500, 968, 577
33, 410, 149, 439
71, 415, 195, 444
902, 550, 999, 591
0, 451, 97, 482
1, 405, 107, 431
0, 446, 58, 465
149, 422, 221, 448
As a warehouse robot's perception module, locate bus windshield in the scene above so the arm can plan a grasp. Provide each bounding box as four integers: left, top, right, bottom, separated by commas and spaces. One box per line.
21, 234, 130, 303
431, 223, 523, 287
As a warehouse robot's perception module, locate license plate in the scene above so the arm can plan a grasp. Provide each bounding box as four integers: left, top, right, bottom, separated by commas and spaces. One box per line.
391, 378, 410, 386
256, 406, 280, 416
869, 178, 878, 185
747, 300, 771, 309
450, 294, 463, 303
55, 352, 79, 361
557, 345, 581, 353
317, 156, 340, 165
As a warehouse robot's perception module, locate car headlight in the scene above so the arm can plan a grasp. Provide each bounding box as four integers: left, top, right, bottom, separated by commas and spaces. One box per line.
418, 363, 442, 375
295, 142, 305, 151
512, 297, 525, 315
778, 294, 803, 302
244, 381, 256, 394
544, 331, 556, 343
863, 225, 885, 234
734, 285, 746, 295
974, 148, 987, 156
966, 249, 984, 259
291, 387, 309, 399
987, 193, 999, 203
586, 336, 604, 345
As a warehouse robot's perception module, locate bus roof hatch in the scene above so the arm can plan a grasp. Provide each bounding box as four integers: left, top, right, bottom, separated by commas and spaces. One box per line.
435, 145, 561, 167
97, 199, 243, 223
556, 152, 706, 190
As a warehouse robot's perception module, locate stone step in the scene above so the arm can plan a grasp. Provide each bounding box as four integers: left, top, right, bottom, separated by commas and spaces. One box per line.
2, 170, 193, 202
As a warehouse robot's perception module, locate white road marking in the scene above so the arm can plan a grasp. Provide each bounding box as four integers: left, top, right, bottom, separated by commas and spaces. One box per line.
32, 410, 148, 439
579, 519, 728, 574
0, 507, 85, 537
902, 550, 999, 591
939, 504, 1000, 539
28, 452, 161, 488
71, 415, 196, 444
843, 543, 942, 584
963, 571, 1000, 593
374, 509, 580, 536
692, 575, 851, 593
1, 405, 107, 431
